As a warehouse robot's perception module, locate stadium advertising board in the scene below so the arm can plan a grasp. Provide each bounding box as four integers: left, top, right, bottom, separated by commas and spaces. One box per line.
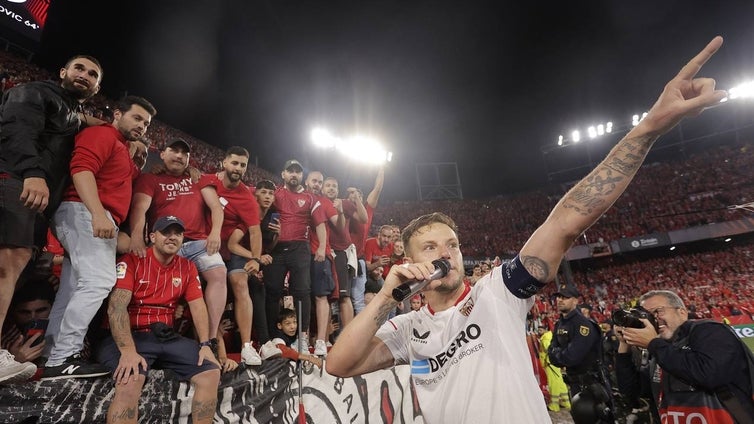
0, 0, 48, 42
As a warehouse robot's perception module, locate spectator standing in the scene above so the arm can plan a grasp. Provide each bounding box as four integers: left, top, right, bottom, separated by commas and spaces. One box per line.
347, 166, 384, 314
364, 225, 394, 279
304, 171, 339, 355
322, 176, 367, 336
327, 37, 729, 423
43, 95, 156, 380
0, 55, 102, 383
210, 146, 262, 366
263, 160, 327, 349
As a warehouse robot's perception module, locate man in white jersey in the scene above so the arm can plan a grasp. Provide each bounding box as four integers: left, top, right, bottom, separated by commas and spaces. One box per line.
327, 36, 728, 423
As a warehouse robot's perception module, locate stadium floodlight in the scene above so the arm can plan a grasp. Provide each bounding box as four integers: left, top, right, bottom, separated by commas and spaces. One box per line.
606, 121, 613, 133
728, 80, 754, 100
311, 127, 336, 148
632, 114, 640, 126
557, 134, 564, 146
597, 124, 605, 136
669, 246, 676, 251
587, 126, 597, 139
339, 135, 389, 164
571, 130, 580, 143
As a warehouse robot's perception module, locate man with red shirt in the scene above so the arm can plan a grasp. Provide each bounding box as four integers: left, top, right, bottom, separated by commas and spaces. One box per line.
264, 160, 327, 348
364, 225, 394, 280
128, 138, 227, 357
97, 215, 220, 424
210, 146, 262, 366
304, 171, 339, 355
43, 96, 156, 380
322, 176, 366, 338
347, 166, 384, 314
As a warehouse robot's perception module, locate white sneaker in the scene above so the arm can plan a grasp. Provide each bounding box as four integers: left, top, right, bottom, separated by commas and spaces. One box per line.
314, 339, 327, 356
241, 342, 262, 366
0, 349, 37, 384
260, 339, 283, 360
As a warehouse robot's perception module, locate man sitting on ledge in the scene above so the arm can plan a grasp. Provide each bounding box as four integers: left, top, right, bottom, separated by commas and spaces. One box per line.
96, 216, 220, 424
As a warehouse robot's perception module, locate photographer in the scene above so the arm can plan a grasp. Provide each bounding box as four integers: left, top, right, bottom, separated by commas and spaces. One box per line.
548, 283, 616, 423
616, 290, 754, 423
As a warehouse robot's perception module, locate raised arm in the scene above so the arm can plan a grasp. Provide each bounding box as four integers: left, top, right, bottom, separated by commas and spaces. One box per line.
519, 36, 727, 283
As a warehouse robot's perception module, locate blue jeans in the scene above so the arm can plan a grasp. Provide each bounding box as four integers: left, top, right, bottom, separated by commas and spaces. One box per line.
46, 201, 118, 366
351, 259, 367, 315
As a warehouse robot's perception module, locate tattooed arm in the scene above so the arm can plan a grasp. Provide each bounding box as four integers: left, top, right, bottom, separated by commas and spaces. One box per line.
107, 288, 147, 385
519, 36, 727, 283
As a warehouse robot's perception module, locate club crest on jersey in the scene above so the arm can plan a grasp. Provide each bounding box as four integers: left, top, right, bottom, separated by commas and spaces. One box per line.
579, 325, 590, 336
172, 277, 181, 287
459, 298, 475, 316
116, 262, 127, 279
297, 199, 306, 208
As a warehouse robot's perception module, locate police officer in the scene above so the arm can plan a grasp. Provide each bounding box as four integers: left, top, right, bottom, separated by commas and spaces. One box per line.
548, 283, 616, 424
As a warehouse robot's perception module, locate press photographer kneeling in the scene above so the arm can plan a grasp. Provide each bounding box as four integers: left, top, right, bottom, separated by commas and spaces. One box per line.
615, 290, 754, 423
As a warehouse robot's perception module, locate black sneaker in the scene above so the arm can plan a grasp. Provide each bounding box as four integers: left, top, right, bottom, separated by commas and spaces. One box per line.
40, 355, 110, 381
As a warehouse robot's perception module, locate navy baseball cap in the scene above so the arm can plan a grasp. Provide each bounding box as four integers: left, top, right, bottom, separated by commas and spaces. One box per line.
555, 283, 580, 298
152, 215, 185, 233
283, 159, 303, 171
164, 138, 191, 153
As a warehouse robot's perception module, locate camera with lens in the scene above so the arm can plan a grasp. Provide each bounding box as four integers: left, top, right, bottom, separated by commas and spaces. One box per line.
612, 306, 659, 332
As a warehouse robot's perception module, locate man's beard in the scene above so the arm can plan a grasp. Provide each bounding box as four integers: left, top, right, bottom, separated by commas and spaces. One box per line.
61, 77, 96, 100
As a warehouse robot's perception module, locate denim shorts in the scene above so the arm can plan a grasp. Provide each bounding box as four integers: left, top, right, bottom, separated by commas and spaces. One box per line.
311, 256, 335, 296
178, 239, 225, 272
226, 253, 250, 275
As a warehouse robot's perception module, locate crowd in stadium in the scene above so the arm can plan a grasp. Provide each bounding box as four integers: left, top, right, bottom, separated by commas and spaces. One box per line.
1, 38, 754, 423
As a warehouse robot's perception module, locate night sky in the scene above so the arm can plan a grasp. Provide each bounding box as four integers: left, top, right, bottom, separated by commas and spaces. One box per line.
9, 0, 754, 200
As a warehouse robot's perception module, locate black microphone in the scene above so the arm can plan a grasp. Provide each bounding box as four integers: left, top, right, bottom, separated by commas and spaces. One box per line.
391, 259, 451, 302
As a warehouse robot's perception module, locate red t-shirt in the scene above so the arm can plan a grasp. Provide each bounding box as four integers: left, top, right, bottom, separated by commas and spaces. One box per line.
330, 198, 357, 251
349, 204, 374, 258
133, 173, 217, 240
205, 173, 260, 258
63, 124, 138, 225
309, 194, 337, 257
364, 237, 394, 278
115, 248, 203, 330
274, 186, 326, 242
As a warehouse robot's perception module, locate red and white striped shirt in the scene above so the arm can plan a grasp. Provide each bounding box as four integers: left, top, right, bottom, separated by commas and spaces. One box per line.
115, 248, 203, 330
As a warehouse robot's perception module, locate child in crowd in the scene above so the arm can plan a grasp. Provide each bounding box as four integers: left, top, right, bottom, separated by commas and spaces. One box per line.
259, 308, 322, 367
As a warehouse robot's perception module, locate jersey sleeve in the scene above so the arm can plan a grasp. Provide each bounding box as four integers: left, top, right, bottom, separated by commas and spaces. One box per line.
375, 313, 413, 365
183, 261, 204, 302
114, 253, 138, 292
133, 173, 157, 197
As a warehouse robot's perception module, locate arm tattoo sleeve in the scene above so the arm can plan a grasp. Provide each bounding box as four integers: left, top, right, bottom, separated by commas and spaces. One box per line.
108, 289, 135, 348
563, 134, 655, 216
373, 302, 396, 327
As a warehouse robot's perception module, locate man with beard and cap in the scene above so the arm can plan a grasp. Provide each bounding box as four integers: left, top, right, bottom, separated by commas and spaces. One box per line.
263, 160, 327, 351
0, 54, 103, 384
42, 96, 157, 380
206, 146, 263, 366
616, 290, 754, 423
548, 282, 616, 423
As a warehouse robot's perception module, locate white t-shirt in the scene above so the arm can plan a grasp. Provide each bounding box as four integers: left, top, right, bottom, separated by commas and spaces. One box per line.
376, 265, 550, 424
